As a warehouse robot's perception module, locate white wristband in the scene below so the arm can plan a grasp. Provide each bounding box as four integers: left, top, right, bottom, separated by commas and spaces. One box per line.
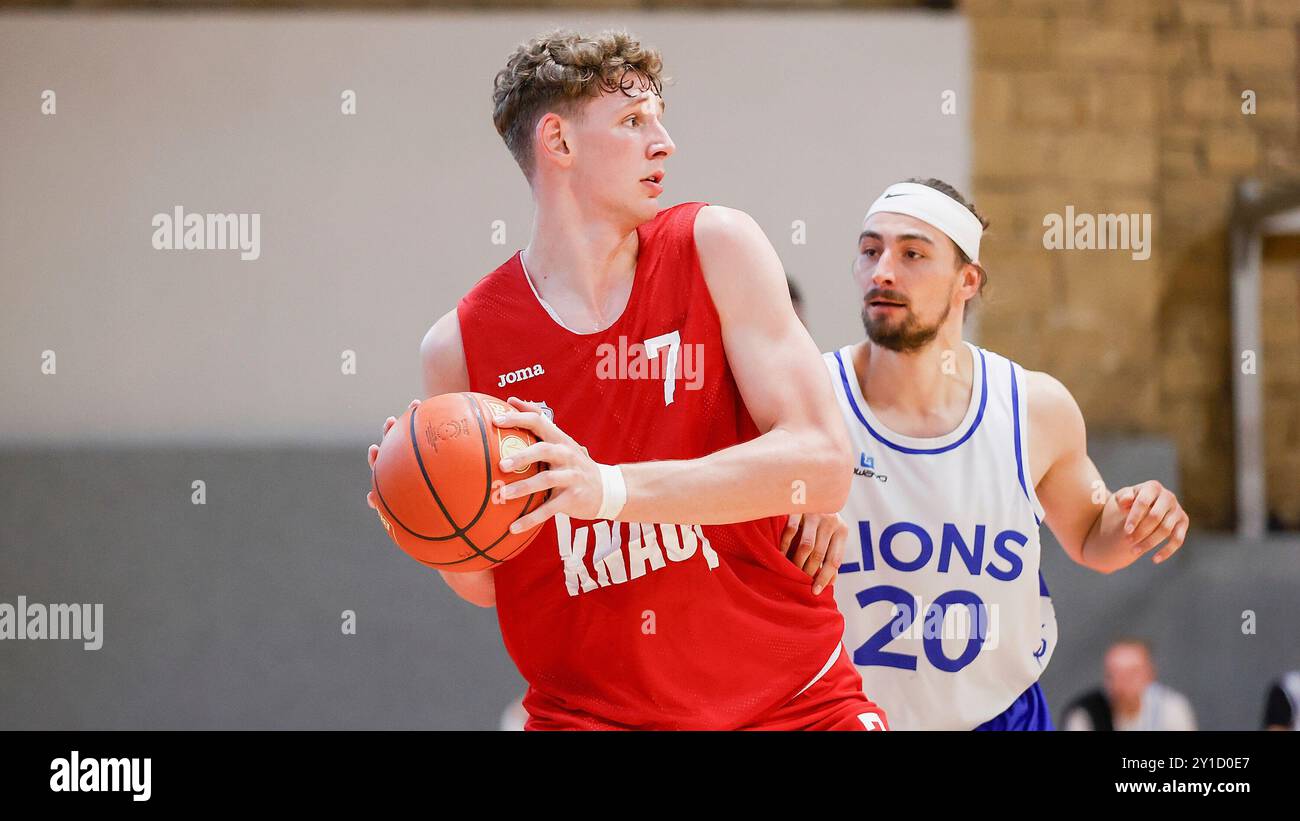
595, 463, 627, 521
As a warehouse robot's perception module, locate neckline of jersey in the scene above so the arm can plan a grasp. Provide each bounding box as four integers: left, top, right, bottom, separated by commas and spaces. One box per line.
513, 225, 650, 338
835, 340, 988, 455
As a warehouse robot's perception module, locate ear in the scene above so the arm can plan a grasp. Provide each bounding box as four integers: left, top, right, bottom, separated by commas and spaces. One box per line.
957, 261, 983, 301
534, 111, 573, 170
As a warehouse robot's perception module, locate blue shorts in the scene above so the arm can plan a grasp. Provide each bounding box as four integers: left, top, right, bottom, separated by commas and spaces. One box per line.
973, 681, 1054, 731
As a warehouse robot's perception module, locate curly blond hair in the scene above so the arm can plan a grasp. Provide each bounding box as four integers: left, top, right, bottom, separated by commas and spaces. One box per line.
492, 29, 665, 179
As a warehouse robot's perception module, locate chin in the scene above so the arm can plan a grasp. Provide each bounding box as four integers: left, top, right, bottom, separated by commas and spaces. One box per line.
631, 196, 660, 223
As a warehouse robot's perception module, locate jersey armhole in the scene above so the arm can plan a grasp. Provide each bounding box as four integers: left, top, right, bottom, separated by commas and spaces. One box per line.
453, 300, 478, 391
1010, 361, 1046, 525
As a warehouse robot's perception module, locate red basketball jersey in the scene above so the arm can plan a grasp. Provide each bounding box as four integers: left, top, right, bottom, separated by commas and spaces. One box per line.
456, 202, 849, 730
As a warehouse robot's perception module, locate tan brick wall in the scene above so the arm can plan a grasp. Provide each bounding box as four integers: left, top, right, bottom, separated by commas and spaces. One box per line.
966, 0, 1300, 529
967, 0, 1165, 436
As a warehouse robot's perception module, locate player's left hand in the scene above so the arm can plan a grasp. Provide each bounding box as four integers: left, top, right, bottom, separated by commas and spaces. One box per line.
492, 396, 605, 532
1113, 480, 1189, 564
365, 398, 421, 513
780, 513, 847, 596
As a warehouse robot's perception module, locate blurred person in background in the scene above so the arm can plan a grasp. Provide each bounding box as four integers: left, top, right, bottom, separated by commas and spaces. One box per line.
1262, 670, 1300, 730
1062, 638, 1196, 731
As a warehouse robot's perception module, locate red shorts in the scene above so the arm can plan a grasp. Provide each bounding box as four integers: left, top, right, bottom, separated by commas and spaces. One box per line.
522, 645, 889, 731
741, 644, 889, 731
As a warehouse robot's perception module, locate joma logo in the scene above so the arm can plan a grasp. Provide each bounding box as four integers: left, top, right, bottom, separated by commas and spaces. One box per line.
497, 364, 544, 387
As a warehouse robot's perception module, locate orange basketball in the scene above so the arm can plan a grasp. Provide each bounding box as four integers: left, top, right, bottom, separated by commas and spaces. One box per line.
370, 392, 548, 572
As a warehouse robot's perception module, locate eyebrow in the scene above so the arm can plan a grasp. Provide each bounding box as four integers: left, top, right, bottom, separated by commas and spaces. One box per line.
621, 94, 666, 115
858, 230, 935, 245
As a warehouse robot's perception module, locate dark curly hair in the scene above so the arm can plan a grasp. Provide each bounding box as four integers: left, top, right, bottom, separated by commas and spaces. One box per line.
492, 29, 665, 180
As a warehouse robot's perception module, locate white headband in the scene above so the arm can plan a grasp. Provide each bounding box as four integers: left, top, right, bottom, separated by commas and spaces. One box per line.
864, 182, 983, 264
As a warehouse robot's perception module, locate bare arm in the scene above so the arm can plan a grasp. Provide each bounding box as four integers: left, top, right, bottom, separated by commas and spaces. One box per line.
366, 309, 497, 608
1028, 371, 1188, 574
496, 205, 852, 529
619, 205, 852, 522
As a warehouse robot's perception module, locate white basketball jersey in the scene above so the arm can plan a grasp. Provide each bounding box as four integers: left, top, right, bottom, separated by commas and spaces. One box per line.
823, 341, 1058, 730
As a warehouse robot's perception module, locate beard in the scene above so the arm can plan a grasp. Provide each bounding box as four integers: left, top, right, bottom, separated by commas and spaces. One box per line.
861, 295, 951, 353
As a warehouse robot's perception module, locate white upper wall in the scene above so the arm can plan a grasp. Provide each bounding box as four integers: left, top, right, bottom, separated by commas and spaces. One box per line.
0, 10, 969, 444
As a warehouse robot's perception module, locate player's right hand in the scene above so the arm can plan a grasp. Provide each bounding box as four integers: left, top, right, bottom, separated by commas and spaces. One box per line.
365, 398, 421, 512
780, 512, 847, 596
1113, 480, 1189, 564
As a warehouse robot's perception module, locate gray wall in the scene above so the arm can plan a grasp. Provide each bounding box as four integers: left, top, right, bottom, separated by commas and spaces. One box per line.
0, 447, 523, 729
0, 442, 1294, 730
1035, 438, 1299, 732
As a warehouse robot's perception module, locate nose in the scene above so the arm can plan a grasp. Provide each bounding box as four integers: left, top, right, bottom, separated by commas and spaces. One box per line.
870, 249, 897, 287
650, 123, 675, 160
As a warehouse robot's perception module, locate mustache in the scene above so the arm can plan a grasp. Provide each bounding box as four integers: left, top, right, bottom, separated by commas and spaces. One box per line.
864, 289, 909, 305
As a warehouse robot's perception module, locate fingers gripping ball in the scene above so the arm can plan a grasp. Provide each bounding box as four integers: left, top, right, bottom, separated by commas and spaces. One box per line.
371, 392, 549, 572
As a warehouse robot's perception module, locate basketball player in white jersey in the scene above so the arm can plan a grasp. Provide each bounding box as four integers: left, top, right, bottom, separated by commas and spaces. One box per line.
784, 178, 1191, 730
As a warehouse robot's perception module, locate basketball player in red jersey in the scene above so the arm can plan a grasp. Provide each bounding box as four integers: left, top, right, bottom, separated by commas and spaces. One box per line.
364, 30, 887, 731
